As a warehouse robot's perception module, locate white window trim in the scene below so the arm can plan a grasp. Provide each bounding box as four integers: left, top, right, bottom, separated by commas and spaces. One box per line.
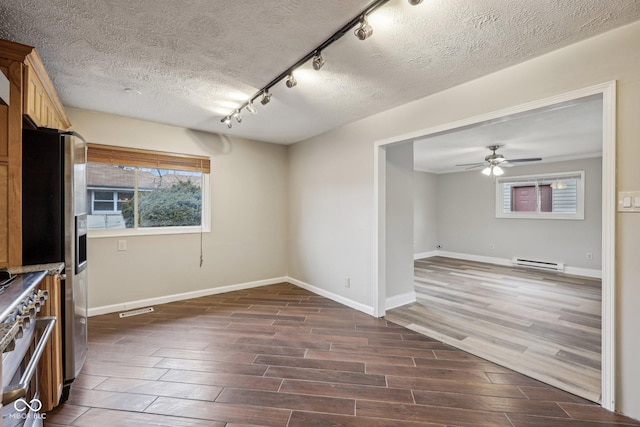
88, 173, 211, 238
495, 171, 585, 220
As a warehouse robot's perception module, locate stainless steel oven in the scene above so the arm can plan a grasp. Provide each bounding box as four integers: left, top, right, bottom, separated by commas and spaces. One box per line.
1, 271, 55, 427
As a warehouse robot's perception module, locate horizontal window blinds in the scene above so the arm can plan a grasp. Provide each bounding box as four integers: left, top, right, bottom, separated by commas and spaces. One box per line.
87, 144, 210, 173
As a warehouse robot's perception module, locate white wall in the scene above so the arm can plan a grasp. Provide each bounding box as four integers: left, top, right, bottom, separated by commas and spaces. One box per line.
384, 144, 415, 304
433, 157, 602, 270
413, 171, 438, 255
67, 109, 288, 310
288, 21, 640, 419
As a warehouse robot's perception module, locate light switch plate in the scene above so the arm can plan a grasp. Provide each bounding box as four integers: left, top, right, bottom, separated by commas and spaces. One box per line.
618, 191, 640, 212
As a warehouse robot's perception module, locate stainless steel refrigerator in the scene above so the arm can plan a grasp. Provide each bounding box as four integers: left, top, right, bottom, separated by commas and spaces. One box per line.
21, 127, 88, 402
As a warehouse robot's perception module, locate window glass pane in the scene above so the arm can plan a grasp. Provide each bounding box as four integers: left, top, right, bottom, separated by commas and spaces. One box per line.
136, 168, 202, 228
116, 191, 134, 211
549, 178, 578, 213
94, 201, 115, 211
94, 191, 114, 201
87, 163, 136, 229
511, 185, 537, 212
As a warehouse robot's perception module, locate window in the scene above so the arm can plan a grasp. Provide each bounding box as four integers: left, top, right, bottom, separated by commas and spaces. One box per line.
91, 190, 134, 213
86, 144, 211, 235
495, 171, 585, 220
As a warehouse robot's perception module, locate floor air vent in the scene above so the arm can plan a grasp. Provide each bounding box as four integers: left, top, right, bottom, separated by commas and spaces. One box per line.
119, 307, 154, 318
512, 257, 565, 272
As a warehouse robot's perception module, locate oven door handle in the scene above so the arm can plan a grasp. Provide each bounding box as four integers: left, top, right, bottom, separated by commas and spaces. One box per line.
2, 317, 56, 406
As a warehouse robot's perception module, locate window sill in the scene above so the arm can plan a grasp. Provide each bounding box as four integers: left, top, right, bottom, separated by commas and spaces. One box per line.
496, 213, 584, 220
88, 226, 210, 239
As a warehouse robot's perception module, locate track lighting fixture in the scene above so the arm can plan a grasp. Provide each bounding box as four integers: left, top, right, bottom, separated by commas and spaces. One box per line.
285, 74, 297, 88
408, 0, 423, 5
245, 101, 257, 114
219, 0, 391, 127
312, 52, 325, 71
261, 90, 271, 105
354, 17, 373, 40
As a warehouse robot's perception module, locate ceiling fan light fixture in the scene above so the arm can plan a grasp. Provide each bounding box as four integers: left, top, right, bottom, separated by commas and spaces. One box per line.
493, 165, 504, 176
482, 166, 492, 176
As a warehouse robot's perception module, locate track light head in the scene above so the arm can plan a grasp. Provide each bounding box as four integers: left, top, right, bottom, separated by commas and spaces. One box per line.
245, 101, 257, 114
312, 52, 325, 71
408, 0, 423, 4
285, 74, 297, 88
354, 18, 373, 40
222, 116, 232, 129
232, 110, 242, 123
261, 90, 271, 105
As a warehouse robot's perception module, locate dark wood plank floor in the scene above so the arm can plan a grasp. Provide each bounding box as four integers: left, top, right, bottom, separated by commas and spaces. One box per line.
44, 283, 640, 426
386, 257, 602, 402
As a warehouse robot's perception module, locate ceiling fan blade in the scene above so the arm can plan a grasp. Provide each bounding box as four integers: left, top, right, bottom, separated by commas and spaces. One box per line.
501, 162, 515, 168
506, 157, 542, 163
455, 162, 485, 167
465, 164, 485, 170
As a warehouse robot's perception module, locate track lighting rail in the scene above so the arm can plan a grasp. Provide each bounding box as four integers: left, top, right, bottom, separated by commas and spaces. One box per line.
221, 0, 424, 127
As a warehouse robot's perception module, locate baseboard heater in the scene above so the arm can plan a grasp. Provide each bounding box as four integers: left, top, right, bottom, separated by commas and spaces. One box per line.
511, 257, 565, 272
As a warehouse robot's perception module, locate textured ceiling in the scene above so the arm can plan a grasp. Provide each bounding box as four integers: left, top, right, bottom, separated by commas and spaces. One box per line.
0, 1, 639, 144
414, 94, 603, 174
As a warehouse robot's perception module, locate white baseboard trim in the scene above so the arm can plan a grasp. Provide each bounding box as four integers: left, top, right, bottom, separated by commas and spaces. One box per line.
286, 277, 375, 316
565, 266, 602, 279
414, 251, 437, 260
435, 251, 512, 267
88, 276, 288, 317
430, 250, 602, 279
385, 290, 416, 310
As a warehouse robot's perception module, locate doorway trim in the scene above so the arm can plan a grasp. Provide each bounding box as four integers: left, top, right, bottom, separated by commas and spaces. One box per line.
373, 81, 616, 410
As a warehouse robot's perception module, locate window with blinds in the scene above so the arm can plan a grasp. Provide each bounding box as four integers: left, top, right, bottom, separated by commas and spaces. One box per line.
86, 144, 211, 234
495, 171, 585, 220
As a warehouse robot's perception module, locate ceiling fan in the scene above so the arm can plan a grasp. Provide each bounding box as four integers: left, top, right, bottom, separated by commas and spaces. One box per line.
455, 145, 542, 176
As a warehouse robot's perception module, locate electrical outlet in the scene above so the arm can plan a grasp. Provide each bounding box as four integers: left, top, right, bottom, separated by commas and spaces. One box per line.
586, 252, 593, 260
344, 277, 351, 288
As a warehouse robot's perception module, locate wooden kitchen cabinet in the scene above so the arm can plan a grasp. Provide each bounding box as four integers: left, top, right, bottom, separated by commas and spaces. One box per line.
0, 38, 70, 268
38, 272, 64, 412
23, 51, 70, 130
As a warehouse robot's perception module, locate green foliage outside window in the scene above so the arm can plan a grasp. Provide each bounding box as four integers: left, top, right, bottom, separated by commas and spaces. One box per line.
121, 180, 202, 228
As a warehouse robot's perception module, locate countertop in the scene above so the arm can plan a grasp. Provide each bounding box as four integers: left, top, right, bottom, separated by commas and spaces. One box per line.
7, 262, 64, 276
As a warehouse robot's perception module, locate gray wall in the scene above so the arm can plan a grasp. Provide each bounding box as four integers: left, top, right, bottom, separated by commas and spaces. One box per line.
413, 171, 438, 254
68, 108, 289, 310
385, 144, 415, 299
289, 21, 640, 418
432, 157, 602, 270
